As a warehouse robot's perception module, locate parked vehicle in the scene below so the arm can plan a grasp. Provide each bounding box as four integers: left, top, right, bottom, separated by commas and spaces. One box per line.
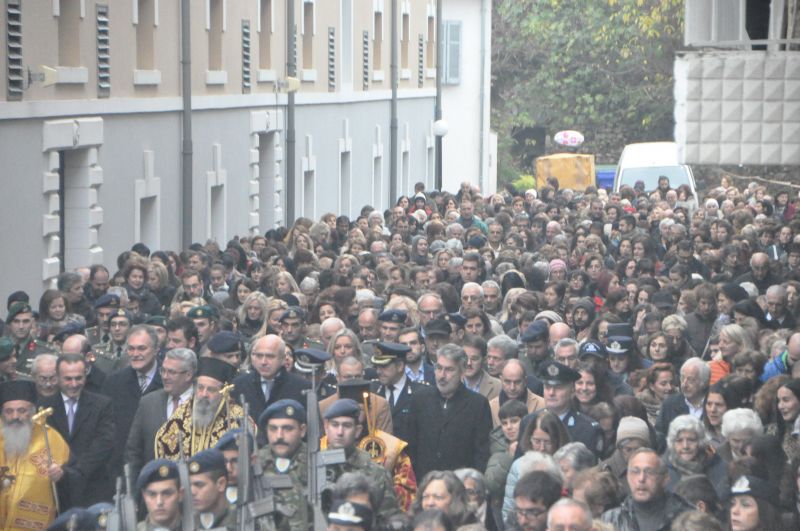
613, 141, 697, 202
535, 153, 595, 191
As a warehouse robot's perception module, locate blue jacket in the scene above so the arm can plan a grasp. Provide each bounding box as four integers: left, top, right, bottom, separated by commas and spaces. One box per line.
761, 350, 789, 383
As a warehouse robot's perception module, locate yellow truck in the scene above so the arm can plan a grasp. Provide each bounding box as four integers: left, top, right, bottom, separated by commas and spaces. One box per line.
535, 153, 596, 191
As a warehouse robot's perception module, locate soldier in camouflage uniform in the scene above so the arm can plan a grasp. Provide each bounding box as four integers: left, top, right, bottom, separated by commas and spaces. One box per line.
93, 308, 132, 374
255, 399, 312, 531
322, 399, 400, 519
136, 458, 185, 531
187, 449, 237, 530
0, 337, 30, 383
5, 302, 54, 374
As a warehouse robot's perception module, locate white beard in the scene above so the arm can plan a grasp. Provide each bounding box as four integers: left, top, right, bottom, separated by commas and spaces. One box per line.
192, 396, 221, 429
3, 420, 32, 459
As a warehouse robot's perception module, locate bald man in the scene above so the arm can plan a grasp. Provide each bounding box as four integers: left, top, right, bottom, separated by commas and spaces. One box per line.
488, 359, 545, 427
549, 323, 572, 347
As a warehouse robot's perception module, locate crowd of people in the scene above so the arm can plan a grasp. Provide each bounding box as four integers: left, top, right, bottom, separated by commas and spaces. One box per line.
1, 174, 800, 530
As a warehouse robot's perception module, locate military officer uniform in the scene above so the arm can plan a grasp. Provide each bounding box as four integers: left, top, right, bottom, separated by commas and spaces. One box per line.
85, 293, 121, 347
0, 337, 32, 382
93, 308, 131, 375
5, 302, 55, 375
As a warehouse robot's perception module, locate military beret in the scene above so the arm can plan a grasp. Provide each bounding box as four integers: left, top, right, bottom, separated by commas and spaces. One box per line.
136, 458, 180, 492
7, 302, 32, 322
327, 499, 373, 531
7, 291, 29, 309
214, 428, 255, 452
258, 398, 307, 426
579, 340, 608, 360
730, 474, 778, 502
187, 305, 219, 320
52, 321, 86, 344
424, 318, 452, 338
86, 502, 114, 530
207, 331, 242, 354
606, 336, 634, 355
108, 308, 131, 322
539, 360, 581, 386
337, 379, 372, 403
521, 320, 549, 343
294, 348, 331, 373
279, 306, 305, 322
0, 380, 37, 405
0, 337, 15, 363
371, 342, 411, 366
447, 313, 467, 327
47, 508, 98, 531
323, 398, 361, 420
196, 356, 236, 384
145, 315, 168, 328
188, 448, 226, 475
92, 293, 120, 310
378, 309, 407, 324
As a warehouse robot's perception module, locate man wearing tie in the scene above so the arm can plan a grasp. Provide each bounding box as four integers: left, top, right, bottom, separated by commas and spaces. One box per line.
101, 325, 163, 478
42, 353, 115, 509
125, 347, 197, 480
372, 341, 421, 443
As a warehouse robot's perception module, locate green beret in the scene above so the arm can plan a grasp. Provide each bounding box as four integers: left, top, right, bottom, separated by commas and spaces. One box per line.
7, 302, 32, 322
187, 305, 219, 320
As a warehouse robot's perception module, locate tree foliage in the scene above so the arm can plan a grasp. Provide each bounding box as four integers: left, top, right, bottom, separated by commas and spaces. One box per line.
492, 0, 684, 180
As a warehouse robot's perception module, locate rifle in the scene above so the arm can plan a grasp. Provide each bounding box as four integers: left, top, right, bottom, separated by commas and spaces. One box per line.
176, 432, 195, 531
105, 477, 123, 531
237, 399, 251, 531
305, 369, 345, 530
121, 464, 138, 530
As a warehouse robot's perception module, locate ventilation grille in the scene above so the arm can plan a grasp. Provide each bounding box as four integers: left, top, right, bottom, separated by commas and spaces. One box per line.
6, 0, 23, 101
242, 20, 251, 92
362, 30, 369, 91
96, 4, 110, 98
327, 26, 335, 91
417, 34, 424, 88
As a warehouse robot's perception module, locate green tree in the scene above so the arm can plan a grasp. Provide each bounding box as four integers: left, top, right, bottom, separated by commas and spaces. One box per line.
492, 0, 683, 180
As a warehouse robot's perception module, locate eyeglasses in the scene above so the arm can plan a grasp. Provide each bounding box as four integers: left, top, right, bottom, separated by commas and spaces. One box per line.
515, 507, 546, 519
160, 367, 189, 377
628, 467, 661, 478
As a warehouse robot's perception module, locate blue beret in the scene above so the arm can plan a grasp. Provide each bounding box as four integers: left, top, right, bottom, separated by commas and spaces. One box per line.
447, 312, 467, 327
606, 336, 634, 355
371, 342, 411, 366
327, 499, 374, 530
214, 428, 255, 452
136, 458, 179, 492
47, 508, 98, 531
579, 340, 608, 360
378, 309, 407, 323
188, 448, 226, 475
52, 321, 86, 343
109, 308, 132, 322
187, 305, 219, 320
92, 293, 120, 310
259, 398, 307, 426
294, 348, 331, 373
86, 502, 114, 529
521, 320, 549, 342
323, 398, 361, 420
207, 331, 242, 354
539, 360, 581, 386
279, 306, 305, 322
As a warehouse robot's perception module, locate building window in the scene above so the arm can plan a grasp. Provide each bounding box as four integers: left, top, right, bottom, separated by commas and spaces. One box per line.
136, 0, 155, 69
58, 0, 81, 67
442, 20, 460, 85
426, 15, 435, 67
401, 13, 409, 70
259, 0, 271, 69
209, 0, 223, 71
302, 1, 314, 69
373, 11, 382, 70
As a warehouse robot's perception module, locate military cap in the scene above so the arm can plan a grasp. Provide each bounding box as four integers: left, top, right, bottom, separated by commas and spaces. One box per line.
606, 336, 634, 355
371, 342, 411, 366
92, 293, 120, 310
0, 380, 37, 405
187, 305, 219, 320
378, 309, 407, 324
521, 320, 549, 343
651, 291, 675, 310
188, 448, 227, 475
337, 379, 372, 403
86, 502, 114, 530
108, 308, 131, 322
6, 302, 32, 322
196, 356, 236, 384
579, 340, 608, 360
327, 499, 373, 531
47, 508, 98, 531
0, 337, 15, 363
52, 321, 86, 344
424, 318, 452, 338
607, 323, 635, 338
207, 331, 242, 354
294, 347, 331, 373
323, 398, 361, 420
144, 315, 168, 328
214, 427, 255, 452
730, 474, 778, 501
258, 398, 307, 426
279, 306, 306, 322
539, 360, 581, 386
136, 458, 180, 492
447, 313, 467, 327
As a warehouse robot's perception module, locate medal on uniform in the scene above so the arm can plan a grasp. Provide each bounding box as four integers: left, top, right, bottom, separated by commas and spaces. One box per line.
275, 457, 291, 473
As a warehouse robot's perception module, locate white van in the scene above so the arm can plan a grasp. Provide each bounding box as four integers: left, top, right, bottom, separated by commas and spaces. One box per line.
613, 142, 697, 202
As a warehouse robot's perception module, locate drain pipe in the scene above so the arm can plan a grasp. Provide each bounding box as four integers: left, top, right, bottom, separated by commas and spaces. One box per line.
478, 0, 488, 193
180, 0, 193, 248
434, 0, 443, 191
286, 0, 297, 223
389, 0, 398, 205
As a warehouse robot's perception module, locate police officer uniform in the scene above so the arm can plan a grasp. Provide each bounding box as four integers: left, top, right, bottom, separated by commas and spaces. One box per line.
326, 499, 374, 531
538, 360, 605, 457
188, 449, 237, 530
604, 336, 636, 396
371, 342, 421, 443
294, 348, 337, 400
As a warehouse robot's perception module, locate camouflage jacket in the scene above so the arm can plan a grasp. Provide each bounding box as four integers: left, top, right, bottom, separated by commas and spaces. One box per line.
327, 447, 401, 518
255, 442, 310, 531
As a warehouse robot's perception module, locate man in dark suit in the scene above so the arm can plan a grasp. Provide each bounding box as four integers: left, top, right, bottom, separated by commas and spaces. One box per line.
42, 353, 115, 509
233, 334, 310, 423
372, 341, 422, 442
406, 343, 492, 480
101, 325, 163, 478
655, 357, 709, 451
125, 347, 197, 480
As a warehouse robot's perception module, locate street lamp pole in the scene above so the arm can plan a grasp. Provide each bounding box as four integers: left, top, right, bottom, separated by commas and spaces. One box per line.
434, 0, 443, 191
